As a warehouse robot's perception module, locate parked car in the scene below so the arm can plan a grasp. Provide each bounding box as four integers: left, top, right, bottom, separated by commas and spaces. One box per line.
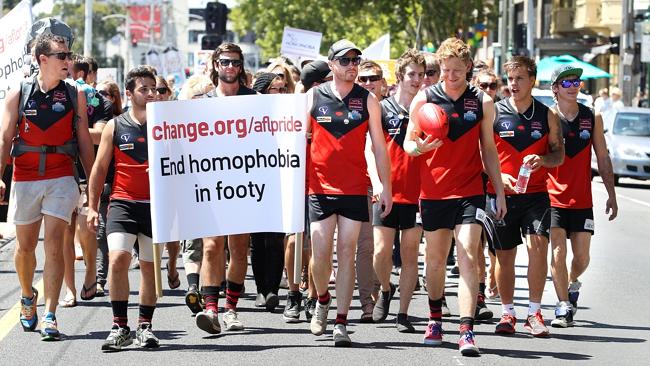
531, 88, 593, 109
591, 107, 650, 185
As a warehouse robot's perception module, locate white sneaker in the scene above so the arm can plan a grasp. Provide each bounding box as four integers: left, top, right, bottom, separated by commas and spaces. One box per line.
333, 324, 351, 347
222, 309, 244, 331
310, 298, 330, 336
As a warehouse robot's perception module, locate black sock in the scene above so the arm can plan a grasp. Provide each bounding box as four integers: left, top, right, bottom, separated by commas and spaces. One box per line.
397, 313, 408, 320
187, 273, 200, 288
428, 297, 443, 321
111, 300, 128, 327
138, 305, 156, 325
479, 282, 486, 296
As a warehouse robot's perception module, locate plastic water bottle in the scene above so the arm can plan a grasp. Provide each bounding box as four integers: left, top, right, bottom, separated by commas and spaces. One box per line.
514, 163, 532, 194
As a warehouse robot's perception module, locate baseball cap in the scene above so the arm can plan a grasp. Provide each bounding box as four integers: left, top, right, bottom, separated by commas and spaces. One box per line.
551, 64, 583, 84
300, 60, 332, 90
327, 39, 362, 60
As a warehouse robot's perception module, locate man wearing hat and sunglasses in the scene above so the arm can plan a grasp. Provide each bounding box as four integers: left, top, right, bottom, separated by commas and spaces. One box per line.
547, 65, 618, 328
306, 39, 392, 347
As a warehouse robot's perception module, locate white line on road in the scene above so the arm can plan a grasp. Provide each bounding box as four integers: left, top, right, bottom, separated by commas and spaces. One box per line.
594, 186, 650, 208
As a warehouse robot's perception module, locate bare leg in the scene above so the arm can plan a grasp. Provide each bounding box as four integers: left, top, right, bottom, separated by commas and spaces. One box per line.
42, 215, 69, 313
398, 226, 423, 313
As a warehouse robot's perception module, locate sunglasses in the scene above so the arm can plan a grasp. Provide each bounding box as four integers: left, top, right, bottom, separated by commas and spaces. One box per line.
268, 86, 288, 93
358, 75, 382, 83
156, 87, 170, 94
275, 72, 285, 78
47, 52, 73, 61
218, 58, 243, 67
559, 79, 581, 88
425, 69, 439, 77
336, 56, 361, 66
97, 90, 109, 97
479, 82, 498, 90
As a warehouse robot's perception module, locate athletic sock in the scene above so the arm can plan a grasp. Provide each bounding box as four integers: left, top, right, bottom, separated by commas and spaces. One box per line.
428, 297, 443, 322
459, 316, 474, 333
528, 302, 541, 316
138, 305, 155, 325
502, 303, 516, 317
318, 292, 331, 305
225, 281, 244, 311
479, 282, 486, 296
335, 313, 347, 326
111, 300, 128, 327
187, 273, 200, 288
202, 286, 220, 312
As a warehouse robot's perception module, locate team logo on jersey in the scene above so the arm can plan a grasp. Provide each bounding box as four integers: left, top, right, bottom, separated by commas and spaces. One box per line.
335, 111, 344, 117
317, 116, 332, 123
464, 99, 478, 111
388, 118, 400, 127
579, 118, 592, 130
24, 109, 37, 116
120, 133, 130, 143
53, 91, 67, 102
24, 122, 30, 132
386, 112, 394, 118
531, 121, 543, 130
348, 110, 362, 121
579, 130, 591, 140
397, 113, 405, 120
464, 110, 477, 122
531, 130, 542, 139
26, 100, 36, 109
348, 98, 363, 111
499, 131, 515, 138
318, 106, 329, 115
500, 121, 511, 129
52, 102, 65, 113
387, 128, 400, 136
40, 104, 48, 110
343, 118, 350, 124
118, 143, 134, 151
517, 125, 526, 131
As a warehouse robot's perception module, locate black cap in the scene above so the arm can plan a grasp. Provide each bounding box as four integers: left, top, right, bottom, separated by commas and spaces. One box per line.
300, 61, 332, 90
252, 72, 279, 94
327, 39, 362, 60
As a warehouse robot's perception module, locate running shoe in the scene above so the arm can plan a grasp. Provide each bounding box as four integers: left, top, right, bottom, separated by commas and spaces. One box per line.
495, 314, 517, 334
458, 330, 479, 356
254, 293, 266, 308
265, 293, 280, 312
568, 280, 582, 314
283, 291, 302, 323
304, 297, 317, 321
19, 287, 38, 332
396, 313, 415, 333
423, 321, 443, 345
195, 309, 221, 334
524, 310, 549, 337
441, 298, 451, 317
474, 293, 493, 321
310, 298, 330, 336
372, 283, 396, 322
279, 269, 289, 289
135, 323, 160, 348
333, 324, 351, 347
40, 312, 60, 341
185, 285, 203, 315
222, 309, 244, 331
101, 325, 132, 351
551, 301, 575, 328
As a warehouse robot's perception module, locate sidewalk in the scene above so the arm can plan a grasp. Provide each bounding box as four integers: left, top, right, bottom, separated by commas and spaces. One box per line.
0, 221, 16, 249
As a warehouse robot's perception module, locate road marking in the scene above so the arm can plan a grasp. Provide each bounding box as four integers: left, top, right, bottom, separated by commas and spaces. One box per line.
0, 278, 44, 343
593, 186, 650, 209
452, 356, 465, 365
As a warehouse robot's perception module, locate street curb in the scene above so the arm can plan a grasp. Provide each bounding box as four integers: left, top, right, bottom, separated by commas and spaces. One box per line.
0, 235, 15, 250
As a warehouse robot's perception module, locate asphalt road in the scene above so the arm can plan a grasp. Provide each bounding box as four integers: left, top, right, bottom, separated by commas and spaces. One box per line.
0, 178, 648, 365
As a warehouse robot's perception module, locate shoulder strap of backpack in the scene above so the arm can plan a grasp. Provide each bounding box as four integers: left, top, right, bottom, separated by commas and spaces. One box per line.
63, 80, 79, 133
17, 76, 37, 127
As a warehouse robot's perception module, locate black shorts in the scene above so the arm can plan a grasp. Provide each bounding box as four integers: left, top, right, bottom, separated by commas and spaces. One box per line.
308, 194, 369, 222
489, 192, 551, 251
372, 202, 418, 230
420, 195, 485, 232
550, 207, 594, 235
106, 199, 152, 237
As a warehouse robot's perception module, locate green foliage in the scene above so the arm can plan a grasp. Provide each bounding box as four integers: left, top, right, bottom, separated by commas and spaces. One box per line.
40, 1, 125, 57
2, 0, 40, 15
231, 0, 497, 60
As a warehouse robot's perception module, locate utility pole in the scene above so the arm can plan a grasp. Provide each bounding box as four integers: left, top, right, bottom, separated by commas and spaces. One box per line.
496, 0, 507, 75
526, 0, 535, 58
620, 0, 634, 106
84, 0, 92, 56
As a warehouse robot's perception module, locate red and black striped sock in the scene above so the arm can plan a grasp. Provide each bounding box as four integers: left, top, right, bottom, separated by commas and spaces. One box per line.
459, 317, 474, 334
202, 286, 220, 312
428, 297, 443, 322
225, 281, 244, 311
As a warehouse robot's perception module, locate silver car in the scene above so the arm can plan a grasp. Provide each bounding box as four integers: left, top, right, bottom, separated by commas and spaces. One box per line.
592, 107, 650, 185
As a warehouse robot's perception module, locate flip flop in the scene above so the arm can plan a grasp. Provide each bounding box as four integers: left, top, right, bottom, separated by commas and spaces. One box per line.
166, 263, 181, 289
80, 282, 97, 301
58, 296, 77, 308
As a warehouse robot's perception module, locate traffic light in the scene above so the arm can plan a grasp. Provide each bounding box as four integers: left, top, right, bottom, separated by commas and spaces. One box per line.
610, 36, 620, 55
205, 2, 227, 35
201, 34, 222, 50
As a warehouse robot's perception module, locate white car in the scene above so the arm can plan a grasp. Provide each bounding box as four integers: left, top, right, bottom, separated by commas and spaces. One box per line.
531, 88, 593, 109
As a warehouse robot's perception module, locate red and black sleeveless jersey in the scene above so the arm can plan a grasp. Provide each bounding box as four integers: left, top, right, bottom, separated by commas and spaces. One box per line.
419, 83, 485, 200
547, 103, 594, 208
308, 82, 370, 195
489, 98, 550, 195
14, 80, 75, 181
380, 95, 419, 204
111, 112, 149, 201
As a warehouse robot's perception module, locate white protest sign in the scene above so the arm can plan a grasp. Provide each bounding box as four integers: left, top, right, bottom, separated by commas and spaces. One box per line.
280, 26, 322, 58
0, 1, 32, 113
147, 94, 307, 243
194, 49, 212, 75
162, 47, 186, 83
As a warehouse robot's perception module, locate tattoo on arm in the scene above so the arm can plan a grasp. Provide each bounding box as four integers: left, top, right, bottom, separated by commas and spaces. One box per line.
544, 121, 565, 167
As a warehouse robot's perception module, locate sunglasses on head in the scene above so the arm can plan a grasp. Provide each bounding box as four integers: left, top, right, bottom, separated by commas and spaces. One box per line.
97, 90, 109, 97
358, 75, 382, 83
156, 87, 170, 94
425, 69, 439, 77
559, 79, 581, 88
47, 51, 73, 61
336, 56, 361, 66
275, 72, 285, 78
218, 58, 243, 67
479, 82, 498, 90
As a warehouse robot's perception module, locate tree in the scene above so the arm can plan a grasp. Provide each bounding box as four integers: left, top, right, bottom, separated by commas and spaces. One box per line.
231, 0, 497, 60
2, 0, 41, 16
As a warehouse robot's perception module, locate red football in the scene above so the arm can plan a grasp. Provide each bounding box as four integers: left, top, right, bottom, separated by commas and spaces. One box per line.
417, 103, 449, 140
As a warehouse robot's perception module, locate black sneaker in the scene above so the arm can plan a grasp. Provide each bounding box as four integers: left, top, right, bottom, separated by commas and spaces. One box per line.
551, 302, 575, 328
185, 284, 202, 315
396, 313, 415, 333
283, 291, 302, 323
372, 283, 396, 322
102, 325, 132, 351
475, 293, 493, 321
265, 293, 280, 312
304, 297, 317, 321
135, 323, 160, 348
